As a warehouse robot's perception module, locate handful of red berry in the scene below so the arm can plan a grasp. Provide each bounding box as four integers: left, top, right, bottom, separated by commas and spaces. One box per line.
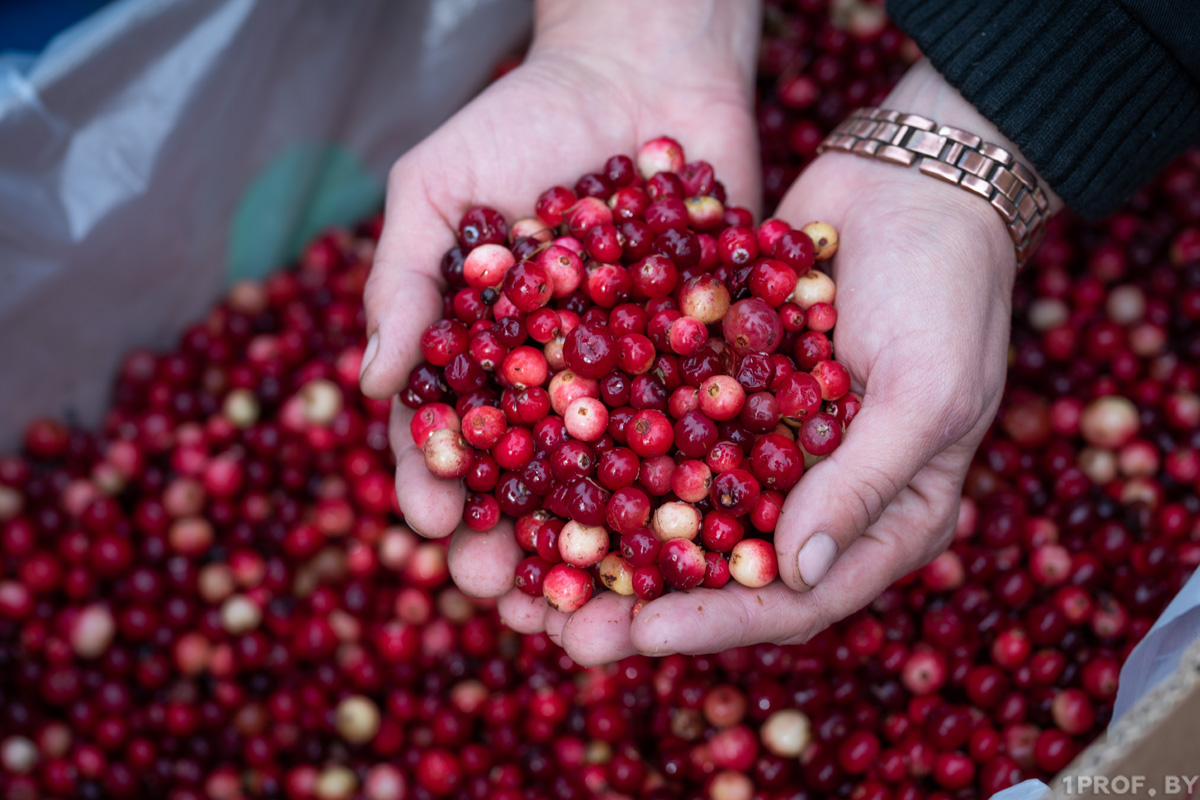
405, 137, 858, 614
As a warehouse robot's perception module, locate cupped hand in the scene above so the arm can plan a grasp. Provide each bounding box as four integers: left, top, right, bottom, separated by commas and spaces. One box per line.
360, 1, 762, 650
629, 59, 1061, 658
627, 151, 1016, 655
537, 147, 1020, 665
542, 60, 1051, 665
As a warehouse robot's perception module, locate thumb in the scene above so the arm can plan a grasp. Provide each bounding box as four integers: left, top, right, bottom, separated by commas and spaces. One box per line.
775, 397, 937, 593
360, 161, 454, 400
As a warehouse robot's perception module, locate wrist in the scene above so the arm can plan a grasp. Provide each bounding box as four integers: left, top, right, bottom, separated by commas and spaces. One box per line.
530, 0, 761, 97
883, 60, 1063, 216
809, 151, 1022, 290
815, 59, 1057, 279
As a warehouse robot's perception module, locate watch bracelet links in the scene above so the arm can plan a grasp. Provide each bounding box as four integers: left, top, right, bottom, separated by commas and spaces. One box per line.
818, 107, 1050, 269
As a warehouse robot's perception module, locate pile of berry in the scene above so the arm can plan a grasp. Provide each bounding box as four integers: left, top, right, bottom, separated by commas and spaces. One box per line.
407, 136, 853, 613
1, 2, 1198, 799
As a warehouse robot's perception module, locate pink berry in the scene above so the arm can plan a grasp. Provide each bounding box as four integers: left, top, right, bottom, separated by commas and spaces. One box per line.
411, 403, 461, 448
547, 370, 599, 416
678, 275, 731, 324
563, 397, 609, 442
636, 136, 686, 179
557, 522, 609, 568
542, 564, 594, 612
728, 539, 778, 588
652, 502, 702, 542
901, 649, 948, 695
1080, 395, 1139, 447
668, 317, 708, 356
535, 244, 585, 297
791, 269, 835, 308
563, 197, 614, 239
423, 429, 474, 479
1050, 688, 1096, 735
671, 460, 713, 503
499, 346, 549, 389
698, 376, 746, 421
462, 243, 515, 289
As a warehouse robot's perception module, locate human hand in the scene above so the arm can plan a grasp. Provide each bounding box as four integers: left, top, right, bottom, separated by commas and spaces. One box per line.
626, 59, 1062, 656
359, 1, 762, 637
517, 59, 1058, 665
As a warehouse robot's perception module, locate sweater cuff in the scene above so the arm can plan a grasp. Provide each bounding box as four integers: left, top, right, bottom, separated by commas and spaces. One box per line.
886, 0, 1200, 219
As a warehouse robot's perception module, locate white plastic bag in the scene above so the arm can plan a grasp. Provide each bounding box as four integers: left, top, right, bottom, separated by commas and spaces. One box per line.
0, 0, 530, 448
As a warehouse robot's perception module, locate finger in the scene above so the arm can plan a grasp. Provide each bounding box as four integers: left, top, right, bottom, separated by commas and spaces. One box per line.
559, 591, 639, 667
789, 481, 959, 634
389, 400, 466, 538
631, 582, 794, 655
544, 608, 569, 649
497, 588, 549, 634
774, 399, 936, 593
447, 519, 521, 599
631, 486, 952, 654
361, 158, 455, 400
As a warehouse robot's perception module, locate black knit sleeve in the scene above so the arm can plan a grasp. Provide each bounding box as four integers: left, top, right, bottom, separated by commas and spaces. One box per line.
885, 0, 1200, 219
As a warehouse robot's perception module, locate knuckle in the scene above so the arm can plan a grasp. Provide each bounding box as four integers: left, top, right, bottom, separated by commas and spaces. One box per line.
561, 624, 598, 666
903, 494, 960, 572
914, 367, 986, 444
727, 593, 760, 648
939, 388, 985, 442
842, 462, 900, 531
928, 499, 959, 557
776, 591, 828, 646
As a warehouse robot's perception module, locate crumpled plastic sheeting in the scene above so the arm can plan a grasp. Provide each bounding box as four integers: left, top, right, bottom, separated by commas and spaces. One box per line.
987, 568, 1200, 799
0, 0, 530, 448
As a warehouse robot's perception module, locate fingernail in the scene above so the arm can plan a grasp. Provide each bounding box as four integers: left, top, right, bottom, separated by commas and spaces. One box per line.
796, 532, 838, 590
360, 332, 379, 383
